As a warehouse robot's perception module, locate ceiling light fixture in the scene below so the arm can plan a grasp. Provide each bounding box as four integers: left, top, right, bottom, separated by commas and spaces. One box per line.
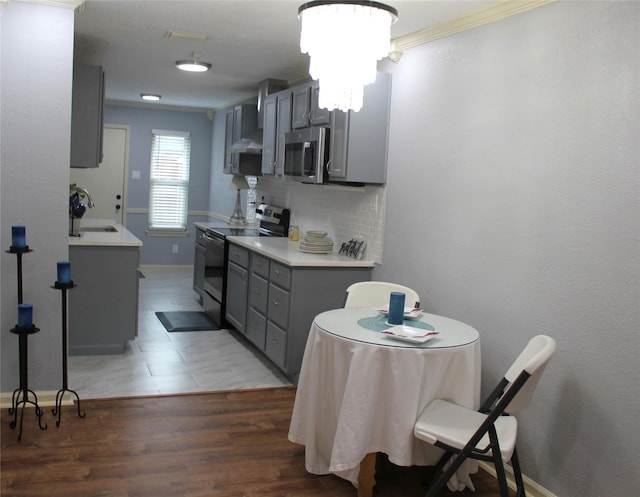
175, 51, 211, 73
140, 93, 161, 101
298, 0, 398, 112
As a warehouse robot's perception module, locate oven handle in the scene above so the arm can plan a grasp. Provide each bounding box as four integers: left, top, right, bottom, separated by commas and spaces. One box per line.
203, 233, 226, 247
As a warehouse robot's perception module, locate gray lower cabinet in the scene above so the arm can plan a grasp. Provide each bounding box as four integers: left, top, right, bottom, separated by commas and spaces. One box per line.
227, 242, 371, 383
69, 245, 139, 355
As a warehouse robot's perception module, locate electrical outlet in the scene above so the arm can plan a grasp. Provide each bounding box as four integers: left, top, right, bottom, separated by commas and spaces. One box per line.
172, 244, 179, 254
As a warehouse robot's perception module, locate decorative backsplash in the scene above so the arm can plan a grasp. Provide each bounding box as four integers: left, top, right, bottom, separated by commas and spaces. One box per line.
253, 178, 386, 264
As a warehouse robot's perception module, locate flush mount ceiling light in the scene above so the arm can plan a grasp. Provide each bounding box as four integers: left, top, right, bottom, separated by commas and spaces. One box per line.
140, 93, 161, 101
298, 0, 398, 112
175, 52, 212, 72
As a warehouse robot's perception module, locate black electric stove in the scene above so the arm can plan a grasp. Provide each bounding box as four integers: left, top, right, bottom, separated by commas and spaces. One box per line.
201, 204, 290, 327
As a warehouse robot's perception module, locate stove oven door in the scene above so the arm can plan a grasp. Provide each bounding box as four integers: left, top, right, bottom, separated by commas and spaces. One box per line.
202, 232, 225, 325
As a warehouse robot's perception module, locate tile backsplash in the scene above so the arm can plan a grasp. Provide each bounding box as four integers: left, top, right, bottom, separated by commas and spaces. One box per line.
254, 178, 386, 264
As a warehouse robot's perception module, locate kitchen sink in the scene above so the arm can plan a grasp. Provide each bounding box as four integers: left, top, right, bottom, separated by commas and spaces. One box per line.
78, 226, 118, 232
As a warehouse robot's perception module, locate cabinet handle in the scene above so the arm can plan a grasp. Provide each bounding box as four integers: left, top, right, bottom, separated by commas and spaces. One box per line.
271, 337, 278, 343
256, 261, 262, 267
254, 288, 262, 294
272, 299, 280, 306
275, 269, 281, 275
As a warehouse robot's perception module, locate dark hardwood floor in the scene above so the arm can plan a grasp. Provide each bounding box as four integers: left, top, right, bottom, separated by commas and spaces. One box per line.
2, 387, 509, 497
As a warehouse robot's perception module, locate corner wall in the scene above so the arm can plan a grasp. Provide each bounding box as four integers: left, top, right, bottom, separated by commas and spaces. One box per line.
1, 2, 75, 390
377, 2, 639, 495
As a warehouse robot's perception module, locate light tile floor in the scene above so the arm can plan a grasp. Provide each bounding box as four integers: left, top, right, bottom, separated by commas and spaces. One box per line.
68, 266, 291, 399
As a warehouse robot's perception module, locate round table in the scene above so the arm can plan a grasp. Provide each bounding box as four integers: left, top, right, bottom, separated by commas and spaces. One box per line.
288, 307, 481, 496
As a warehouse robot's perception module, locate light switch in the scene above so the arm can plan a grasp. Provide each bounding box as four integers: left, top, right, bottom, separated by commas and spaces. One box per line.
132, 170, 141, 179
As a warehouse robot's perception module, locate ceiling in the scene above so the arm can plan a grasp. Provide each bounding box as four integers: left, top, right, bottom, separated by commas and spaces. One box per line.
74, 0, 495, 112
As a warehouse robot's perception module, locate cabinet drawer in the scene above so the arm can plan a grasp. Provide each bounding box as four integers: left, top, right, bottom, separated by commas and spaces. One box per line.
248, 273, 269, 315
268, 284, 290, 329
228, 244, 249, 268
251, 253, 270, 278
246, 308, 267, 350
269, 262, 291, 290
266, 322, 287, 370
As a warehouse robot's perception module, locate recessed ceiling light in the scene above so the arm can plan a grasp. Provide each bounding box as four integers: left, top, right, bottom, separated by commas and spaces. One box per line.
175, 51, 211, 72
140, 93, 161, 101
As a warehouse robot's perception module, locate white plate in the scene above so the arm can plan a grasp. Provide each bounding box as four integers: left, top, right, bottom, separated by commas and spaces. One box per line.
378, 307, 423, 319
305, 231, 328, 238
382, 326, 439, 344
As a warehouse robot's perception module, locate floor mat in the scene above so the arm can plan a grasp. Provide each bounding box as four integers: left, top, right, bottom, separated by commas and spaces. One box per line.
155, 311, 219, 332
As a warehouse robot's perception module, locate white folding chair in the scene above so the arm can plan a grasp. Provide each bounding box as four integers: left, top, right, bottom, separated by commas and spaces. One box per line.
343, 281, 420, 309
413, 335, 557, 497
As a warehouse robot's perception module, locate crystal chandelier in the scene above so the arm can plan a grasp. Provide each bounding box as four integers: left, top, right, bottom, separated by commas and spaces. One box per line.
298, 1, 398, 112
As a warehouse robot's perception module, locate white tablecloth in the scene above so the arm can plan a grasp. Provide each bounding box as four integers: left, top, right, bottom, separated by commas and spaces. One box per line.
288, 308, 481, 491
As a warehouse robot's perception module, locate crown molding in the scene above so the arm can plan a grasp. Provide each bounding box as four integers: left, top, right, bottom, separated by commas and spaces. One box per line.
9, 0, 84, 8
392, 0, 555, 54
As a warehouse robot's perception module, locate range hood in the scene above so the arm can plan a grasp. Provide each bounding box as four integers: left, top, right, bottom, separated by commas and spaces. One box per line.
230, 134, 262, 154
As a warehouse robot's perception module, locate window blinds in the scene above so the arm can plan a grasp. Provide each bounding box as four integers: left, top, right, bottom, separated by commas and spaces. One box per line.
148, 130, 191, 230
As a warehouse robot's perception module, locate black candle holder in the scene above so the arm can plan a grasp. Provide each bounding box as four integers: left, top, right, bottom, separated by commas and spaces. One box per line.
51, 280, 85, 425
8, 325, 47, 441
6, 245, 47, 441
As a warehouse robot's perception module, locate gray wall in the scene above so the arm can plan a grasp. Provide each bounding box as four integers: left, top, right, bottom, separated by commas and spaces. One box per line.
376, 2, 639, 496
1, 2, 74, 391
103, 105, 213, 265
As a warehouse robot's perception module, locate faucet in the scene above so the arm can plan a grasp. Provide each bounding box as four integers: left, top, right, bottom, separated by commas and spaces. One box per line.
72, 186, 95, 208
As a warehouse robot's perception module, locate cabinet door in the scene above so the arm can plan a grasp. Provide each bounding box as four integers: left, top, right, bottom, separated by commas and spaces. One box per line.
261, 95, 278, 175
248, 273, 269, 315
291, 85, 311, 129
275, 92, 292, 177
225, 261, 248, 332
70, 64, 104, 168
266, 322, 287, 370
310, 83, 331, 125
268, 283, 290, 330
247, 308, 267, 350
224, 107, 236, 174
328, 110, 349, 180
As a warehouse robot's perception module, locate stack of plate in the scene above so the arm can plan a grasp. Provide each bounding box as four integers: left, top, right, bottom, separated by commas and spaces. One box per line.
298, 231, 334, 254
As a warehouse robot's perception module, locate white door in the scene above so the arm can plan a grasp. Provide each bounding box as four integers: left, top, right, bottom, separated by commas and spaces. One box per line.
69, 125, 128, 225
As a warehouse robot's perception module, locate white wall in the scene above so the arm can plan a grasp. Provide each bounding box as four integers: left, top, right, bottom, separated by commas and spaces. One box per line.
377, 2, 639, 495
1, 2, 74, 390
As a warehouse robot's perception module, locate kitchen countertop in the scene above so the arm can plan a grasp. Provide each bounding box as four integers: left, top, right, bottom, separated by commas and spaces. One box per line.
227, 236, 375, 268
68, 219, 143, 247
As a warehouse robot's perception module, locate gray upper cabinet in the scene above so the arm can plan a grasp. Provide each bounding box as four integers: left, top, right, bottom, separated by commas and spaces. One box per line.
224, 103, 262, 176
328, 72, 391, 185
261, 91, 292, 176
70, 64, 105, 168
291, 81, 331, 129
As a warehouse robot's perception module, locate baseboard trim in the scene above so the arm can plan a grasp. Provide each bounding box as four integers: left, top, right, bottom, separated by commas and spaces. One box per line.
0, 390, 74, 409
479, 461, 557, 497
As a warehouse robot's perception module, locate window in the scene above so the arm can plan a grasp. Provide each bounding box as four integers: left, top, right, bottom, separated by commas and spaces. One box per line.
148, 130, 191, 231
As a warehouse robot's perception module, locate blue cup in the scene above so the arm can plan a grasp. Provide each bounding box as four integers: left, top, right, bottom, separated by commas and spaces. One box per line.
388, 292, 406, 325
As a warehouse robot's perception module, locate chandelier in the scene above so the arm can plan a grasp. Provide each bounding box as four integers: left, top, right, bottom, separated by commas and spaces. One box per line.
298, 1, 398, 112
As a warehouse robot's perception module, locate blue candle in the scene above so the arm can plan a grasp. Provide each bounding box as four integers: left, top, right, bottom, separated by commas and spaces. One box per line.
57, 261, 71, 283
388, 292, 406, 326
18, 304, 33, 329
11, 225, 26, 248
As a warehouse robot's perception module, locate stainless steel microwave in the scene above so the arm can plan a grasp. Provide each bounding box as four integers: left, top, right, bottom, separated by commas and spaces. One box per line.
283, 127, 330, 184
